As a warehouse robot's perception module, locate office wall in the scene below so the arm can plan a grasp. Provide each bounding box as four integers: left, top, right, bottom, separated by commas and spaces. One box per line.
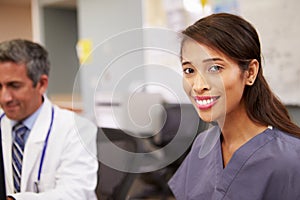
240, 0, 300, 105
0, 3, 32, 41
77, 0, 145, 117
43, 6, 79, 98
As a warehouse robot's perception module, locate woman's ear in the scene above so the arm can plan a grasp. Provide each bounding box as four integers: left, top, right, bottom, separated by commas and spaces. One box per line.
245, 59, 259, 86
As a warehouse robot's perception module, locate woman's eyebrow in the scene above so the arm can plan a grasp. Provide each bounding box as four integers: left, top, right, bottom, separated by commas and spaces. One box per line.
203, 57, 224, 63
181, 60, 191, 65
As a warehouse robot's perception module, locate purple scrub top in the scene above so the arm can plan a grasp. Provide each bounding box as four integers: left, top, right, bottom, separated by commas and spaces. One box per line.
169, 126, 300, 200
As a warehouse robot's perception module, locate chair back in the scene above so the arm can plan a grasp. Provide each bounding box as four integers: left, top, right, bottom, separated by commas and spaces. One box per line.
96, 127, 140, 200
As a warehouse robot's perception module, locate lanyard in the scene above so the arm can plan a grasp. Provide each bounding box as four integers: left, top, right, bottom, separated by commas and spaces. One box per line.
0, 106, 54, 193
37, 106, 54, 182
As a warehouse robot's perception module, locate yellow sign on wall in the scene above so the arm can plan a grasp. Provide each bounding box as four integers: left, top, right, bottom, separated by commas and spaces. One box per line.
76, 39, 93, 64
200, 0, 208, 8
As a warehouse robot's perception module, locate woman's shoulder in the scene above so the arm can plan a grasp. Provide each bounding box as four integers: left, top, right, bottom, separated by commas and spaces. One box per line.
261, 128, 300, 167
272, 128, 300, 150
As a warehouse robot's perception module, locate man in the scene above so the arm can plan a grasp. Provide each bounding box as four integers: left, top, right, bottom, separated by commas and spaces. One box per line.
0, 39, 98, 200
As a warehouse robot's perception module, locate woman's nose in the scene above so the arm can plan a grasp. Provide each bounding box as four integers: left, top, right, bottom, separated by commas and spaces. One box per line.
192, 73, 210, 93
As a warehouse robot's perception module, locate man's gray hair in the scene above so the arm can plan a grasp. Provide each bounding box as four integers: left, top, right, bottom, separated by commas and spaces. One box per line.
0, 39, 50, 86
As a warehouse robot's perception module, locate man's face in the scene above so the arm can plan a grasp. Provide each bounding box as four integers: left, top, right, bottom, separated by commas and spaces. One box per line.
0, 62, 47, 121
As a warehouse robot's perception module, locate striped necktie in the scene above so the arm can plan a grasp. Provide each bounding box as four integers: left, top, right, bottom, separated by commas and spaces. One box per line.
12, 123, 27, 193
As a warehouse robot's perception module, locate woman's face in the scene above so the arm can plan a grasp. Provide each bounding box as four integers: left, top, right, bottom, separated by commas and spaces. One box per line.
181, 40, 248, 123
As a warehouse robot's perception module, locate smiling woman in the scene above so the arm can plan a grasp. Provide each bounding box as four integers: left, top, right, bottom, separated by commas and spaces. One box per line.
181, 39, 251, 124
168, 13, 300, 200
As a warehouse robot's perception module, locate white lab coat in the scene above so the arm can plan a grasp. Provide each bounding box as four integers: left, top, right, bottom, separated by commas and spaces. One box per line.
1, 97, 98, 200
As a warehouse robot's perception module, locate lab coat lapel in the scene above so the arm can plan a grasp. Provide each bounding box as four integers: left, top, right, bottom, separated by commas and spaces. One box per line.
1, 116, 14, 194
21, 98, 53, 192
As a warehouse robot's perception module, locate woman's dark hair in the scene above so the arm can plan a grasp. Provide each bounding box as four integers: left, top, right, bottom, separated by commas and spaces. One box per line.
182, 13, 300, 137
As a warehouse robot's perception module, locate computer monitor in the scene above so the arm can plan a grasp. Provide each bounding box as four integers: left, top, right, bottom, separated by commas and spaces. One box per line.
0, 131, 7, 199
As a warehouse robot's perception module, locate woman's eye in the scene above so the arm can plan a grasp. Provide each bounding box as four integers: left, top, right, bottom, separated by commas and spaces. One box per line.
208, 65, 222, 72
183, 68, 194, 74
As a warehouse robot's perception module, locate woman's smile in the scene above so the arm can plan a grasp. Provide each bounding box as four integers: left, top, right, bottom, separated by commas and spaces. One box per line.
193, 95, 220, 110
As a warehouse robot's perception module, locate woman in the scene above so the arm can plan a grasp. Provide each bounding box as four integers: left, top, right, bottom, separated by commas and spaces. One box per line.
168, 13, 300, 200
